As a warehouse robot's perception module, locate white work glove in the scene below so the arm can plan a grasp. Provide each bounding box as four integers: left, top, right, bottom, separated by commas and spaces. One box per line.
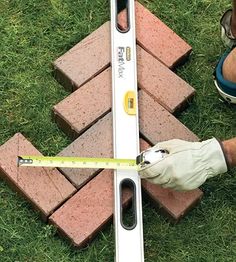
139, 138, 228, 191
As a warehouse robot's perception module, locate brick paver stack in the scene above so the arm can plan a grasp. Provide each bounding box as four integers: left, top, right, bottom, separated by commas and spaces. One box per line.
0, 2, 203, 248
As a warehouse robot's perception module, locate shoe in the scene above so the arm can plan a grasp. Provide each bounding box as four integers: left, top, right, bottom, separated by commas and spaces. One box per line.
214, 46, 236, 103
220, 9, 236, 47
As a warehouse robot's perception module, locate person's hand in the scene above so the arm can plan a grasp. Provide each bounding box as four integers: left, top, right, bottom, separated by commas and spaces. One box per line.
138, 138, 228, 191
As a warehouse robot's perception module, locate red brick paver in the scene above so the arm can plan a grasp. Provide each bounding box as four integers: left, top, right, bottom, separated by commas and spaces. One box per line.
53, 68, 112, 139
137, 46, 194, 113
54, 21, 110, 91
140, 139, 203, 222
49, 169, 132, 248
54, 3, 192, 92
119, 1, 192, 68
138, 90, 198, 145
0, 133, 76, 220
142, 181, 203, 222
58, 114, 113, 188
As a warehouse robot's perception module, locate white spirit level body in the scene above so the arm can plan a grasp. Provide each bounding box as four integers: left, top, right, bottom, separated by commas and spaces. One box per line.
110, 1, 144, 261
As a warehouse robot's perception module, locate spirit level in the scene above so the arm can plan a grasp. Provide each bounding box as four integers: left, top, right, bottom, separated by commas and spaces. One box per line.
110, 0, 144, 261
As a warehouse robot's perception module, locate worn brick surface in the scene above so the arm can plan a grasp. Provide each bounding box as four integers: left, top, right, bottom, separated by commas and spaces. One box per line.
138, 90, 198, 145
54, 4, 192, 91
142, 181, 203, 222
53, 68, 112, 139
139, 139, 203, 222
137, 46, 194, 113
49, 169, 132, 248
0, 133, 76, 220
58, 114, 112, 188
53, 21, 110, 91
119, 1, 192, 68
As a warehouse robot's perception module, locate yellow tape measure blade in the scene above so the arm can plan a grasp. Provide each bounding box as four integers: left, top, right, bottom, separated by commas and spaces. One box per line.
18, 156, 138, 170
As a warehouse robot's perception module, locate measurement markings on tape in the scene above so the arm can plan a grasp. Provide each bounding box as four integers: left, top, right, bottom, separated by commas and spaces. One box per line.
17, 156, 138, 170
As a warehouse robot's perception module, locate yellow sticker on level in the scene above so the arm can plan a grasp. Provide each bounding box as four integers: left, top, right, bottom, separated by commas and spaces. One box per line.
124, 91, 136, 115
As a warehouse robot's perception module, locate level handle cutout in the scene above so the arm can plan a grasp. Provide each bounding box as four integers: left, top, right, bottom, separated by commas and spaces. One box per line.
116, 0, 130, 32
120, 179, 137, 230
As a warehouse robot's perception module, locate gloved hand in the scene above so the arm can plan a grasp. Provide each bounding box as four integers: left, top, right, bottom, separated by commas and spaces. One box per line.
139, 138, 229, 191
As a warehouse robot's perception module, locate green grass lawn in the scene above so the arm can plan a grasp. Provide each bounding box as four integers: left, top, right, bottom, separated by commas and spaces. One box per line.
1, 0, 236, 261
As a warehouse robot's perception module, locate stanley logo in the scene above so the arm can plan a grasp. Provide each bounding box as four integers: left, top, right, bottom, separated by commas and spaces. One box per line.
126, 47, 131, 61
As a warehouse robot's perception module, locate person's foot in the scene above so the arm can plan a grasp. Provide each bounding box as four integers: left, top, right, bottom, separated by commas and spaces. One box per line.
222, 48, 236, 83
214, 46, 236, 103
